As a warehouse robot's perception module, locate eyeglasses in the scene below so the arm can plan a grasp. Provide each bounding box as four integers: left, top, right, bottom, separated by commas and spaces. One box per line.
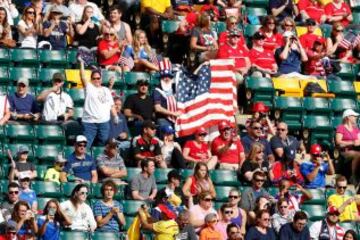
256, 151, 263, 154
9, 191, 19, 195
57, 163, 65, 167
255, 179, 265, 182
203, 198, 213, 202
280, 205, 288, 209
92, 77, 101, 80
229, 195, 239, 199
277, 128, 286, 131
79, 191, 88, 195
229, 231, 239, 235
230, 22, 237, 25
337, 186, 347, 189
224, 210, 233, 214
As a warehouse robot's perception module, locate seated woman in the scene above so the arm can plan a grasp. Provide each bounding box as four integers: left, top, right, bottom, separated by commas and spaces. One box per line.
326, 22, 354, 63
335, 109, 360, 184
9, 201, 38, 240
258, 16, 283, 52
183, 127, 218, 170
189, 191, 217, 233
17, 6, 42, 49
74, 6, 100, 50
0, 7, 15, 48
182, 162, 216, 203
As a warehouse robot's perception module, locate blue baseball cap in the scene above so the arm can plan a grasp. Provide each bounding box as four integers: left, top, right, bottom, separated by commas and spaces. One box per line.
161, 125, 175, 134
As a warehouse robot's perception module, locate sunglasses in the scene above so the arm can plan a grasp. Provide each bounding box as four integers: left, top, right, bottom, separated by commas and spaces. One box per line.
20, 178, 30, 182
198, 133, 207, 137
230, 22, 237, 25
336, 29, 344, 32
92, 77, 101, 80
224, 210, 233, 214
208, 219, 218, 223
77, 143, 86, 147
27, 11, 35, 14
277, 128, 286, 131
203, 198, 213, 202
285, 24, 294, 27
79, 191, 88, 195
255, 179, 265, 182
229, 195, 239, 199
337, 186, 347, 189
105, 33, 115, 36
229, 231, 239, 235
57, 163, 65, 167
256, 151, 263, 154
9, 191, 19, 195
262, 218, 270, 221
280, 205, 288, 209
329, 212, 340, 216
252, 126, 262, 130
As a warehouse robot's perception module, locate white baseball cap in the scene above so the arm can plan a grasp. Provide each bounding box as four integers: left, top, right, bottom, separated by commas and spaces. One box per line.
75, 135, 87, 143
343, 109, 360, 119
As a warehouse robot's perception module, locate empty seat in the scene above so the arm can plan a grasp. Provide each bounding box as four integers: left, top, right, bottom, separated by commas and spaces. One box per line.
0, 48, 10, 66
36, 165, 49, 181
101, 69, 124, 89
243, 24, 261, 38
215, 186, 236, 202
91, 232, 122, 240
245, 76, 274, 107
31, 181, 62, 198
328, 80, 356, 99
34, 125, 65, 144
5, 125, 34, 143
8, 67, 37, 85
302, 188, 326, 205
154, 168, 175, 184
126, 168, 142, 182
59, 231, 89, 240
39, 50, 67, 67
300, 204, 326, 221
161, 20, 180, 33
122, 200, 146, 216
91, 146, 105, 160
10, 49, 39, 67
0, 67, 9, 85
303, 97, 331, 117
274, 97, 303, 131
66, 88, 85, 107
62, 182, 81, 197
273, 77, 301, 97
210, 170, 239, 186
34, 145, 62, 163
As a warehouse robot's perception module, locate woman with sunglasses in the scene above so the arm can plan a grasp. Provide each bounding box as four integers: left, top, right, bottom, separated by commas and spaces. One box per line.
226, 189, 246, 236
258, 16, 282, 52
17, 6, 41, 48
183, 127, 218, 170
37, 199, 72, 240
271, 198, 292, 234
9, 200, 38, 240
189, 191, 217, 232
326, 22, 354, 63
60, 183, 97, 231
240, 142, 274, 187
245, 209, 276, 240
182, 162, 216, 203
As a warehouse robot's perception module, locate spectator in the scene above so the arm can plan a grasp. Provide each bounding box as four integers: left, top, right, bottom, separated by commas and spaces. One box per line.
79, 59, 117, 148
8, 201, 37, 240
325, 0, 352, 27
335, 109, 360, 184
43, 0, 70, 18
37, 199, 72, 240
300, 144, 335, 188
240, 171, 271, 212
278, 211, 310, 240
218, 16, 247, 48
246, 102, 276, 138
8, 146, 37, 182
226, 188, 247, 236
299, 19, 325, 50
259, 16, 283, 52
343, 230, 358, 240
60, 135, 98, 183
270, 0, 298, 21
304, 40, 329, 77
0, 182, 20, 221
0, 7, 15, 48
249, 32, 278, 78
96, 139, 127, 183
123, 79, 154, 125
326, 22, 352, 63
270, 122, 301, 160
97, 27, 123, 72
130, 159, 157, 201
247, 196, 272, 226
199, 0, 220, 22
69, 0, 104, 23
182, 162, 216, 201
133, 120, 165, 168
183, 127, 218, 169
37, 73, 74, 124
8, 78, 41, 123
42, 6, 74, 50
189, 191, 217, 232
298, 0, 326, 24
219, 0, 242, 20
60, 184, 96, 231
227, 223, 242, 240
160, 125, 185, 169
327, 176, 360, 222
216, 203, 236, 239
108, 97, 130, 149
211, 120, 245, 170
275, 31, 308, 74
141, 0, 174, 20
29, 0, 43, 20
271, 198, 292, 234
200, 213, 222, 240
156, 170, 185, 206
0, 86, 10, 126
44, 155, 67, 183
93, 180, 125, 232
74, 6, 101, 50
240, 142, 274, 186
217, 29, 251, 80
280, 17, 296, 34
271, 147, 304, 186
106, 5, 132, 44
175, 210, 197, 240
17, 6, 41, 48
190, 12, 218, 63
0, 222, 18, 240
245, 209, 276, 240
18, 176, 37, 213
0, 0, 18, 26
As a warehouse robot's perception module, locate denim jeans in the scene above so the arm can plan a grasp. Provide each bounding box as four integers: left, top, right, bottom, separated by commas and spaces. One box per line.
82, 121, 110, 147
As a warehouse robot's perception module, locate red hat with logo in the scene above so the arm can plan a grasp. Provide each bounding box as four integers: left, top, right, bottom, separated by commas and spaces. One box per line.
310, 144, 322, 155
195, 127, 207, 135
252, 102, 269, 113
218, 120, 231, 131
327, 206, 340, 215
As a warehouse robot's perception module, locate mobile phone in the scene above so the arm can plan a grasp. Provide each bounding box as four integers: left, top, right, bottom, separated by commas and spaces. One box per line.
48, 208, 56, 216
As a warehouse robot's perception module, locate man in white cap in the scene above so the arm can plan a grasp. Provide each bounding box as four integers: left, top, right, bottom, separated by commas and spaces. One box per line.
60, 135, 98, 183
8, 78, 41, 123
44, 154, 67, 183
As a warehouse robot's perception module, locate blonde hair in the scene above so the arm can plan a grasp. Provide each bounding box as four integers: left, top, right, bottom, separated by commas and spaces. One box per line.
247, 142, 264, 164
281, 17, 295, 30
133, 29, 152, 60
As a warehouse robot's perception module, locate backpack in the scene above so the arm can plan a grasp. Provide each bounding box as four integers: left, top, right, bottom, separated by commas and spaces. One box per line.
304, 82, 326, 97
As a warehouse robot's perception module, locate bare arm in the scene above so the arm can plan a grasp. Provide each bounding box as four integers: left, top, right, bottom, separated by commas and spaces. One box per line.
60, 172, 68, 182
132, 190, 146, 200
91, 170, 98, 183
305, 165, 320, 182
183, 147, 198, 163
76, 19, 91, 35
182, 177, 193, 197
79, 59, 88, 88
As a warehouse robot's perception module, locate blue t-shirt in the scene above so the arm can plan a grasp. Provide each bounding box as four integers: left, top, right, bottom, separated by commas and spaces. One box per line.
275, 47, 302, 74
64, 153, 96, 181
8, 219, 34, 237
300, 161, 329, 188
37, 216, 61, 240
108, 113, 129, 140
93, 200, 123, 232
43, 21, 68, 50
8, 93, 40, 114
241, 135, 273, 159
245, 226, 276, 240
19, 189, 37, 207
278, 222, 310, 240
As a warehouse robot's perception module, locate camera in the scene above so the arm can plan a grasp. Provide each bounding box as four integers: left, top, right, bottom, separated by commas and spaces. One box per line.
57, 115, 65, 121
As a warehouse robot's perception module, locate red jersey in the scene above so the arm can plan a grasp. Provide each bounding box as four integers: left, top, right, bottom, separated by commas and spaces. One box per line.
211, 136, 244, 164
299, 33, 325, 50
184, 140, 210, 161
97, 39, 121, 66
271, 161, 304, 186
217, 42, 249, 69
298, 0, 325, 23
249, 47, 276, 71
218, 31, 246, 47
325, 2, 352, 27
259, 30, 283, 52
304, 49, 326, 76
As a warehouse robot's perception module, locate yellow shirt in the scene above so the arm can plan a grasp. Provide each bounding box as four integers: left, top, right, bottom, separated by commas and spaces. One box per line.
44, 168, 61, 183
141, 0, 171, 14
327, 194, 358, 222
153, 220, 179, 240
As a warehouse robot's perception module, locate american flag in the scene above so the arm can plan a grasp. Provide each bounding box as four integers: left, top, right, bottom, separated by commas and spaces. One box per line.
118, 56, 134, 70
339, 30, 359, 50
175, 59, 237, 137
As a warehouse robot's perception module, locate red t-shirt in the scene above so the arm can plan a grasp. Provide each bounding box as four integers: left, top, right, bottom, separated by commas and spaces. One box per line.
97, 39, 121, 66
271, 161, 304, 186
249, 47, 276, 71
184, 140, 210, 161
259, 30, 283, 52
218, 31, 246, 47
217, 42, 249, 69
304, 49, 326, 76
325, 2, 352, 27
211, 136, 244, 164
299, 33, 325, 50
298, 0, 325, 23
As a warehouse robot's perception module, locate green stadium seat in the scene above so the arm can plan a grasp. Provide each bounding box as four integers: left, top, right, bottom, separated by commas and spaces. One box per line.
338, 221, 357, 232
336, 63, 355, 81
123, 89, 138, 98
245, 76, 274, 107
9, 67, 37, 85
303, 97, 331, 117
91, 146, 105, 160
300, 204, 326, 221
328, 80, 356, 99
36, 197, 52, 212
215, 186, 235, 201
245, 7, 267, 17
0, 143, 6, 163
3, 144, 35, 162
32, 181, 62, 198
63, 146, 73, 158
122, 200, 146, 216
10, 49, 39, 67
66, 49, 78, 67
210, 170, 239, 186
0, 48, 10, 66
320, 24, 332, 38
39, 50, 67, 68
212, 21, 227, 34
124, 216, 135, 231
124, 72, 150, 89
101, 69, 124, 89
0, 67, 9, 85
352, 12, 360, 24
244, 0, 268, 8
126, 168, 142, 182
244, 24, 261, 38
62, 182, 80, 197
5, 125, 35, 143
91, 232, 122, 240
34, 125, 65, 144
180, 169, 194, 180
325, 188, 354, 198
274, 96, 303, 131
66, 88, 85, 107
0, 165, 10, 179
303, 115, 333, 146
60, 231, 89, 240
267, 187, 279, 197
34, 145, 62, 164
38, 68, 65, 87
72, 107, 83, 120
302, 188, 326, 205
154, 168, 175, 184
161, 20, 180, 33
330, 98, 358, 117
36, 165, 49, 181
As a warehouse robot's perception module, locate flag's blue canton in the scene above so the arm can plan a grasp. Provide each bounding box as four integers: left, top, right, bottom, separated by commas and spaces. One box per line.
177, 64, 211, 103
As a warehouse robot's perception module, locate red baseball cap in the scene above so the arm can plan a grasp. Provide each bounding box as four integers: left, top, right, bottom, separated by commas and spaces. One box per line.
195, 127, 207, 135
252, 102, 269, 113
327, 206, 340, 215
218, 120, 231, 131
310, 144, 322, 155
158, 204, 176, 219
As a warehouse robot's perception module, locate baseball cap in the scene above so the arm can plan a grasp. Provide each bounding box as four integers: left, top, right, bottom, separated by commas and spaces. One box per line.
17, 78, 29, 87
343, 109, 360, 119
161, 125, 175, 135
305, 19, 316, 26
75, 135, 87, 143
310, 144, 322, 155
17, 145, 29, 155
142, 120, 156, 129
252, 32, 265, 40
167, 170, 181, 181
327, 206, 340, 215
195, 127, 207, 135
5, 221, 17, 233
158, 204, 176, 219
55, 154, 67, 163
284, 147, 296, 161
252, 102, 269, 113
52, 72, 65, 82
218, 120, 231, 131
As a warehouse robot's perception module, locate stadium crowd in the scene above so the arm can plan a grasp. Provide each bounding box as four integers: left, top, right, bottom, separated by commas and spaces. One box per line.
1, 0, 360, 239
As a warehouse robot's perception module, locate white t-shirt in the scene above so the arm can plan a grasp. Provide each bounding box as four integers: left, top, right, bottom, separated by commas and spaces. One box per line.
60, 200, 97, 231
82, 83, 114, 123
43, 91, 74, 121
0, 95, 9, 120
69, 1, 104, 23
17, 20, 37, 48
